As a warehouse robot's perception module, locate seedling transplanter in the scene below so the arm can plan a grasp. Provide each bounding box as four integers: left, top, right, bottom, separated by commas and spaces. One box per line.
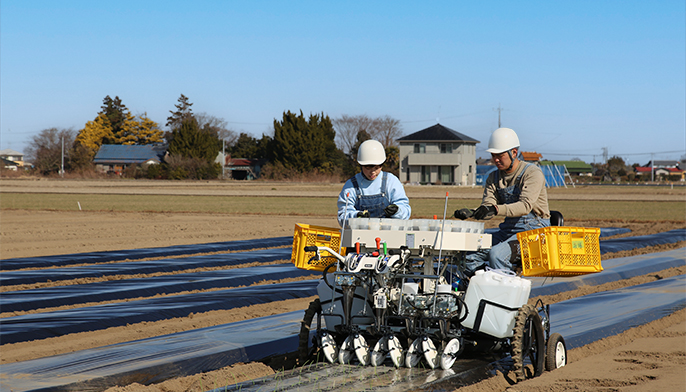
291, 203, 593, 381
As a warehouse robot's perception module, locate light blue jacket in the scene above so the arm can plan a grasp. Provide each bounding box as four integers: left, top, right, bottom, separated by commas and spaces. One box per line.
337, 171, 411, 226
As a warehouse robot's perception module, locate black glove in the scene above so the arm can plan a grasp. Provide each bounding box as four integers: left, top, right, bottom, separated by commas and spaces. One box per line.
357, 210, 370, 218
453, 208, 474, 220
384, 204, 399, 217
473, 205, 497, 220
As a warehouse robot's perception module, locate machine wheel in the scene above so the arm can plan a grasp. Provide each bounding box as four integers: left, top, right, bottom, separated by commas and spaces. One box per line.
320, 332, 339, 364
353, 333, 371, 365
440, 338, 462, 370
421, 336, 439, 369
405, 338, 423, 368
388, 335, 405, 367
545, 333, 567, 371
370, 337, 387, 366
338, 335, 355, 364
298, 299, 323, 365
511, 304, 545, 382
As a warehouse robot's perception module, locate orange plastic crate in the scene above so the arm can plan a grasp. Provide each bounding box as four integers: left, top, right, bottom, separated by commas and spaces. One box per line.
517, 226, 602, 277
291, 223, 346, 271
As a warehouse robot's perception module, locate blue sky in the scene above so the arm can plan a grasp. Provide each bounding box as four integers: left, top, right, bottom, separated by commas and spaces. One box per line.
2, 0, 684, 164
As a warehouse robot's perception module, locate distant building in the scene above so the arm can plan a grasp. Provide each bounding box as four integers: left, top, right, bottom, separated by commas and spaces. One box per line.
520, 151, 542, 162
540, 160, 593, 176
635, 164, 684, 181
221, 154, 264, 180
0, 149, 25, 167
1, 157, 19, 170
93, 144, 166, 174
647, 160, 680, 169
655, 167, 684, 181
397, 124, 479, 185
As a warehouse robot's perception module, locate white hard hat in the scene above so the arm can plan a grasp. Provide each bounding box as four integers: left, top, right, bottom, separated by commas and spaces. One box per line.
357, 140, 386, 165
486, 128, 520, 154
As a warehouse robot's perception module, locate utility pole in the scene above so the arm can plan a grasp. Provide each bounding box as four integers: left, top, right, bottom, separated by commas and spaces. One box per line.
222, 139, 225, 180
494, 104, 503, 128
61, 136, 64, 178
650, 153, 654, 182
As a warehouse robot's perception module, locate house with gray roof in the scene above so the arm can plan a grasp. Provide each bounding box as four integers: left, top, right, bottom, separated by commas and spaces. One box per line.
93, 144, 167, 174
0, 149, 25, 167
397, 124, 479, 185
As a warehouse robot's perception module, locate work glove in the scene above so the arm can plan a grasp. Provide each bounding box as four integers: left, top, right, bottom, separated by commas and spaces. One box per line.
357, 210, 370, 218
473, 205, 497, 220
453, 208, 474, 220
383, 204, 399, 217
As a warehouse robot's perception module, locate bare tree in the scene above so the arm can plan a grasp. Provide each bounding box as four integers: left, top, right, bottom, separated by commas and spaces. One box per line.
332, 114, 375, 155
25, 128, 76, 174
195, 112, 238, 146
333, 114, 403, 154
373, 115, 403, 148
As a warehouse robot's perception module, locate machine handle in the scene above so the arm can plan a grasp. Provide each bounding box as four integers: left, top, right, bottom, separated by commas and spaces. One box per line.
304, 246, 318, 252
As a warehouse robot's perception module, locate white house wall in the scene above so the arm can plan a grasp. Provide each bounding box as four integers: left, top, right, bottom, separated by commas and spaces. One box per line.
399, 142, 476, 185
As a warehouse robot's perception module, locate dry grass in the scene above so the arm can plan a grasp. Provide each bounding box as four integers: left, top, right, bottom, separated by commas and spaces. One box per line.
1, 192, 683, 221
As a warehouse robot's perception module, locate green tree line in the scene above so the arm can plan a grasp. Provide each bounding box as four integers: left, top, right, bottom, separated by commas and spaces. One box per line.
24, 94, 403, 180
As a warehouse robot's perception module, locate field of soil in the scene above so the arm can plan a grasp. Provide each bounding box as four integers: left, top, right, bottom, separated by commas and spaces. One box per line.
1, 179, 684, 392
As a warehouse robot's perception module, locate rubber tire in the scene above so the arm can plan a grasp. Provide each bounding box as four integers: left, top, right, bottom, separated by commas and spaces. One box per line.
297, 298, 322, 366
511, 304, 545, 382
545, 332, 567, 371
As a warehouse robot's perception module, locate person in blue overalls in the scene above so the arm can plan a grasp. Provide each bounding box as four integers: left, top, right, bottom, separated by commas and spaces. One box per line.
454, 128, 550, 273
338, 140, 411, 226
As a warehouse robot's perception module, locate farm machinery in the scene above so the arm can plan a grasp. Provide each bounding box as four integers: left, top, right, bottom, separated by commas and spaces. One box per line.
293, 217, 573, 381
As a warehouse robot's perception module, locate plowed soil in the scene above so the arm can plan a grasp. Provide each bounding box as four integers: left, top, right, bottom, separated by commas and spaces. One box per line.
1, 180, 684, 392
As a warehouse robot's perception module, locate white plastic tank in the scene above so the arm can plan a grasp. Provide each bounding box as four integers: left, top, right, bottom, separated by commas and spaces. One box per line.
317, 279, 374, 330
461, 269, 531, 338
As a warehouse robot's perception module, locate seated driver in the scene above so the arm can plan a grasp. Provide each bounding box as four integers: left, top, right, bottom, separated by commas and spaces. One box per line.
454, 127, 550, 273
337, 139, 411, 226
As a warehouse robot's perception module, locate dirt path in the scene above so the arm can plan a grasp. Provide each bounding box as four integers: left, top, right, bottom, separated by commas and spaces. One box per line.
1, 188, 685, 391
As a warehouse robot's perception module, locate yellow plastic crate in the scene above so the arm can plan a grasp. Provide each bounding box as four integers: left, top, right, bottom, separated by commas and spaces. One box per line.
517, 226, 602, 277
291, 223, 346, 271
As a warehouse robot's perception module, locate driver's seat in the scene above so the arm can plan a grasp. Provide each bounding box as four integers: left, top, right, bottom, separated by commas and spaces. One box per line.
550, 210, 564, 226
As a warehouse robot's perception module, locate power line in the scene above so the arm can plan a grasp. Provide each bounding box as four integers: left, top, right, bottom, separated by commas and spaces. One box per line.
540, 150, 683, 157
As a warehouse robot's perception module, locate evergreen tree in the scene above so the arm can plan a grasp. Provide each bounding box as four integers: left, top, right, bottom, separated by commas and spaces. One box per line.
270, 110, 337, 172
166, 94, 194, 130
230, 132, 268, 159
116, 113, 163, 145
167, 117, 220, 162
74, 113, 114, 159
100, 96, 130, 144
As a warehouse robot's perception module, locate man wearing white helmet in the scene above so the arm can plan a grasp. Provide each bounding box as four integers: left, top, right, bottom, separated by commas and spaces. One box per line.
337, 140, 411, 226
454, 127, 550, 273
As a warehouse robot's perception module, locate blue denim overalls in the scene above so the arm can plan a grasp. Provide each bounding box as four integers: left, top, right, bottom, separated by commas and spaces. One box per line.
352, 172, 391, 218
465, 163, 550, 272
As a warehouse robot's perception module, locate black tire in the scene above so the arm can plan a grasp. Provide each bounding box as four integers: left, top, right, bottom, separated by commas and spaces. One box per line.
545, 332, 567, 371
297, 298, 322, 366
511, 304, 545, 382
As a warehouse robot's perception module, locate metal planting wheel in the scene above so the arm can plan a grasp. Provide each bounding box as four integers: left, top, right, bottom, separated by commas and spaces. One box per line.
440, 338, 462, 370
511, 304, 545, 382
405, 337, 423, 368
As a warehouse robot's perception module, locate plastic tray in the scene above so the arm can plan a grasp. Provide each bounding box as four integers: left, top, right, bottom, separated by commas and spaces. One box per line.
517, 226, 602, 277
291, 223, 345, 271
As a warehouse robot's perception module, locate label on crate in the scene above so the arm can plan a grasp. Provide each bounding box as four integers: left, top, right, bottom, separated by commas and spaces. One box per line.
572, 239, 585, 253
